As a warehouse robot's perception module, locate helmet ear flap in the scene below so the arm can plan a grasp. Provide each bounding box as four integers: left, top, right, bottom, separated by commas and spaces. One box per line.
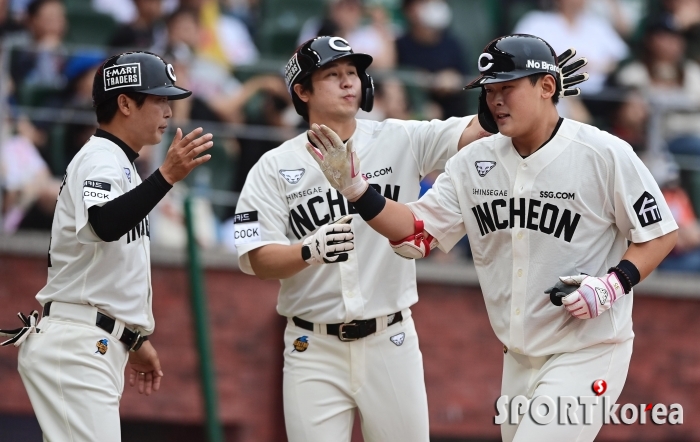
478, 89, 499, 134
360, 71, 374, 113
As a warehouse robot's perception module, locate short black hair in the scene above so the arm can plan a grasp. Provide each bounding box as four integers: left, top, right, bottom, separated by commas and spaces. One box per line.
528, 73, 559, 105
95, 91, 148, 124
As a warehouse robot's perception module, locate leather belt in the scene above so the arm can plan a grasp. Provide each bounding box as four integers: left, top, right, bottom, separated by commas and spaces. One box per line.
43, 302, 147, 352
293, 312, 403, 342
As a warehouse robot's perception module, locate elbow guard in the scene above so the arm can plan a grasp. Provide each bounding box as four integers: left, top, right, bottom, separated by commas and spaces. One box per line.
388, 218, 437, 260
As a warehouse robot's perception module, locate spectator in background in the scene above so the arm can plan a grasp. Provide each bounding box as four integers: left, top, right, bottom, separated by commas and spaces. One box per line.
615, 15, 700, 156
357, 76, 411, 121
648, 161, 700, 272
585, 0, 645, 40
10, 0, 68, 91
180, 0, 258, 67
609, 88, 649, 152
109, 0, 167, 50
1, 117, 61, 233
661, 0, 700, 63
0, 0, 24, 38
162, 7, 243, 123
514, 0, 628, 94
91, 0, 177, 24
396, 0, 467, 118
56, 51, 105, 166
298, 0, 396, 69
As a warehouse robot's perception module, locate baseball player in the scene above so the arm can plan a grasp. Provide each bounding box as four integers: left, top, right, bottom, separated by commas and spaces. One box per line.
0, 51, 213, 441
307, 34, 679, 441
233, 36, 488, 442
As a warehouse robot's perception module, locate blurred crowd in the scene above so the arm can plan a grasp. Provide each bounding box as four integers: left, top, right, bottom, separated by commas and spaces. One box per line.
1, 0, 699, 272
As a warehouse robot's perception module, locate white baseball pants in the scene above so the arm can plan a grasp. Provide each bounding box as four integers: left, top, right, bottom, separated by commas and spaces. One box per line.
500, 338, 634, 442
17, 302, 129, 442
283, 311, 430, 442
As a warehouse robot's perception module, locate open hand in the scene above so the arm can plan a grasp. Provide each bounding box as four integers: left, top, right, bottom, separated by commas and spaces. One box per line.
159, 127, 213, 185
306, 124, 367, 201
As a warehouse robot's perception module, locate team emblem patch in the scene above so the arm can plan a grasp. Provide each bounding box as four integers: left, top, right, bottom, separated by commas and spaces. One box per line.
292, 336, 309, 352
103, 62, 141, 91
595, 287, 609, 306
124, 167, 132, 183
95, 338, 109, 355
280, 169, 305, 184
633, 191, 662, 227
390, 332, 405, 346
475, 161, 496, 177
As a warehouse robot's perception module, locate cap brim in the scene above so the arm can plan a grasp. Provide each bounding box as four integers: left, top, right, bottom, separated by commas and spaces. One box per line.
142, 85, 192, 100
463, 70, 537, 90
328, 53, 373, 72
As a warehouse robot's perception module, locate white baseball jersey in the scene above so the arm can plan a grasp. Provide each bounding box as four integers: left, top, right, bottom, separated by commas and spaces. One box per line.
235, 116, 472, 323
37, 134, 155, 332
408, 118, 678, 356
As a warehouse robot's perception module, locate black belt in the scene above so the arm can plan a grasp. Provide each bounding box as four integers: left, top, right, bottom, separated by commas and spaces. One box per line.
293, 312, 403, 342
43, 302, 147, 352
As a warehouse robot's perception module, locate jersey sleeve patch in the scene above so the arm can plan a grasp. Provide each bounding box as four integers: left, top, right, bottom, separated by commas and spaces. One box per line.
233, 211, 261, 245
633, 191, 662, 227
83, 180, 113, 203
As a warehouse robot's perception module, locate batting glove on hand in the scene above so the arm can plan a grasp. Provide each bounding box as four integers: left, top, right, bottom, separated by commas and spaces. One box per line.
306, 124, 368, 201
556, 48, 589, 97
302, 215, 355, 265
389, 217, 437, 259
557, 273, 625, 319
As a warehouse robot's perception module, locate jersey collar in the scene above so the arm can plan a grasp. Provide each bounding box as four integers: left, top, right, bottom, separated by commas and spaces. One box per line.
94, 129, 139, 163
519, 117, 564, 159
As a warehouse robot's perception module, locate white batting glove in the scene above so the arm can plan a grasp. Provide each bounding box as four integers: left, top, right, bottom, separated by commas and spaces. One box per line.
305, 124, 368, 201
301, 215, 355, 265
558, 273, 626, 319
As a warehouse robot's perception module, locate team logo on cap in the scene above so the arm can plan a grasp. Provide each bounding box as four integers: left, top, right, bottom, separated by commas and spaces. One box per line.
166, 63, 177, 82
285, 54, 302, 89
95, 338, 109, 355
478, 53, 494, 72
279, 168, 305, 184
103, 62, 141, 91
328, 36, 352, 52
390, 332, 405, 346
475, 161, 497, 177
292, 336, 309, 352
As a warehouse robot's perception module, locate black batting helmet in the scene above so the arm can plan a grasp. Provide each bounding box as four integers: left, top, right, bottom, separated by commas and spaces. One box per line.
464, 34, 560, 134
92, 51, 191, 108
285, 36, 374, 120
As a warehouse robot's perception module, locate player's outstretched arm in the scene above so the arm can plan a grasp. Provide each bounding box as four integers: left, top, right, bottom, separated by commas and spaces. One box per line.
87, 127, 214, 242
306, 124, 418, 241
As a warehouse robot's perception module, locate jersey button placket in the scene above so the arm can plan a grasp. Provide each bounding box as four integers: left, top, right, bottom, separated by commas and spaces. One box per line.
510, 162, 529, 352
339, 252, 364, 323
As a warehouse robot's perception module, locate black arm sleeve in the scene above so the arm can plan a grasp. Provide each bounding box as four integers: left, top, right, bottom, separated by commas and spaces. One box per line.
88, 169, 172, 242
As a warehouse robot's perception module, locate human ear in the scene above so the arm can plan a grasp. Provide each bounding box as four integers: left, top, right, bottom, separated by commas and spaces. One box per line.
541, 75, 556, 100
293, 83, 310, 104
